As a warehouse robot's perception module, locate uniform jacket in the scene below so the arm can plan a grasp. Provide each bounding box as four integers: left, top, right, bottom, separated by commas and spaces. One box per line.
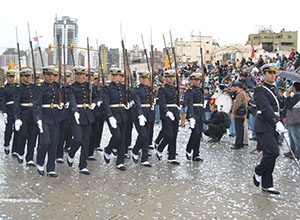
1, 83, 18, 118
185, 85, 205, 122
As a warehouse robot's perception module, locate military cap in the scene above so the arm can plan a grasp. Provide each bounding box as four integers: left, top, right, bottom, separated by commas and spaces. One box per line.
36, 71, 41, 78
260, 63, 277, 73
190, 72, 202, 80
20, 68, 32, 76
73, 66, 87, 75
5, 70, 16, 76
163, 69, 175, 77
137, 70, 150, 78
42, 66, 56, 75
65, 70, 72, 77
109, 67, 122, 75
89, 69, 96, 76
94, 72, 99, 79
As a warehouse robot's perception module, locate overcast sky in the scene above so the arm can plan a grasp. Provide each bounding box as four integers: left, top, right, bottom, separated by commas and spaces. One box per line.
1, 0, 299, 53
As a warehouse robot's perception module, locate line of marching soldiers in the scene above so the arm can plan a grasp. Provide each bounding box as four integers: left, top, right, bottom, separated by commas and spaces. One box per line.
0, 66, 205, 177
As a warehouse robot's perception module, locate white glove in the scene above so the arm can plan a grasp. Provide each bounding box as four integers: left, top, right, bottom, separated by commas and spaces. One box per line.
64, 102, 70, 109
130, 100, 135, 107
74, 112, 80, 125
37, 120, 43, 133
151, 105, 155, 111
89, 103, 96, 110
124, 103, 130, 110
138, 115, 147, 126
177, 105, 181, 110
109, 116, 117, 129
97, 101, 102, 107
166, 111, 175, 121
189, 118, 196, 129
276, 121, 285, 134
3, 113, 8, 124
57, 103, 64, 110
15, 119, 22, 131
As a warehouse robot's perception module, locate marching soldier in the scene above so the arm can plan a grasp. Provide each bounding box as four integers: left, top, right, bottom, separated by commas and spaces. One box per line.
33, 66, 65, 177
102, 68, 128, 171
253, 64, 285, 194
184, 72, 204, 162
1, 70, 19, 156
131, 71, 155, 167
66, 66, 97, 175
155, 70, 180, 165
13, 68, 38, 165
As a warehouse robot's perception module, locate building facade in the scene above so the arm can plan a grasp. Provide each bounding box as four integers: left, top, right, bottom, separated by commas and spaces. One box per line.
0, 48, 27, 69
53, 16, 78, 66
247, 28, 297, 53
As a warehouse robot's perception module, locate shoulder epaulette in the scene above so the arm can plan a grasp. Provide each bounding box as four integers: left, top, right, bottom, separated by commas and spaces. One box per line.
162, 85, 165, 88
137, 85, 140, 88
16, 84, 20, 87
2, 85, 4, 88
37, 83, 42, 87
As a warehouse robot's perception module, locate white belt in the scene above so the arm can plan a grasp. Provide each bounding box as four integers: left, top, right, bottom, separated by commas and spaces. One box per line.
193, 103, 203, 107
77, 103, 89, 109
166, 104, 178, 108
110, 104, 125, 108
42, 104, 59, 108
257, 110, 280, 116
21, 103, 33, 107
6, 101, 14, 105
141, 104, 150, 108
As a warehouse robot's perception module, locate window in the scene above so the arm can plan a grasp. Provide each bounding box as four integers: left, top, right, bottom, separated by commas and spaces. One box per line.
288, 35, 292, 39
186, 45, 191, 50
177, 45, 182, 50
197, 46, 201, 50
186, 56, 191, 61
206, 41, 210, 44
206, 50, 209, 54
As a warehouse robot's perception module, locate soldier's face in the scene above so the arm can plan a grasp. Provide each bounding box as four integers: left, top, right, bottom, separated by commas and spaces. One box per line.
191, 79, 200, 86
263, 71, 276, 84
66, 76, 71, 84
165, 76, 175, 85
75, 73, 85, 83
6, 76, 15, 84
44, 74, 54, 83
111, 75, 120, 83
139, 77, 149, 85
21, 75, 31, 84
53, 75, 59, 83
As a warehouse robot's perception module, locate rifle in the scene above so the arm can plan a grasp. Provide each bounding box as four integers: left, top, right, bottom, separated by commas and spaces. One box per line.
150, 44, 155, 108
87, 37, 92, 105
35, 31, 44, 67
70, 43, 75, 67
198, 31, 205, 88
169, 30, 180, 107
163, 34, 172, 69
27, 23, 36, 84
56, 34, 62, 105
16, 27, 22, 82
96, 40, 105, 87
63, 44, 67, 104
125, 49, 133, 88
121, 24, 128, 105
141, 34, 151, 72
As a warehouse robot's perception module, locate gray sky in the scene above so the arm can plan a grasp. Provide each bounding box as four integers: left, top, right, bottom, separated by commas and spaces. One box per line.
1, 0, 299, 53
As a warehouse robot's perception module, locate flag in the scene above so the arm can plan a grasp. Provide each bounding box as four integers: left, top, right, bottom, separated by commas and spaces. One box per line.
34, 37, 38, 49
197, 56, 201, 68
8, 59, 14, 70
164, 55, 170, 69
250, 47, 255, 59
230, 51, 234, 63
277, 42, 280, 54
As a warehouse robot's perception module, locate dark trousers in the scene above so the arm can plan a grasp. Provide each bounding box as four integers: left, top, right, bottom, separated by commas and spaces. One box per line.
125, 120, 133, 154
186, 120, 203, 158
234, 118, 245, 148
17, 118, 38, 162
64, 122, 72, 150
88, 115, 105, 156
133, 121, 151, 162
105, 122, 126, 166
155, 130, 164, 145
4, 118, 19, 153
255, 132, 279, 188
148, 120, 155, 146
56, 120, 66, 159
157, 119, 179, 160
69, 123, 92, 169
37, 123, 60, 172
206, 124, 224, 139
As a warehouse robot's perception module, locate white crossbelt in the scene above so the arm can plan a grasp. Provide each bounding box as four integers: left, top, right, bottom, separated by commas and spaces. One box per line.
6, 101, 14, 105
166, 104, 178, 108
141, 104, 150, 107
21, 103, 33, 107
257, 110, 280, 117
42, 104, 59, 108
193, 103, 203, 107
77, 103, 89, 108
110, 104, 125, 108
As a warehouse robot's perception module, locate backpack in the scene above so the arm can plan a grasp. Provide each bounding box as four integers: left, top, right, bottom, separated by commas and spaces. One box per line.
220, 111, 231, 128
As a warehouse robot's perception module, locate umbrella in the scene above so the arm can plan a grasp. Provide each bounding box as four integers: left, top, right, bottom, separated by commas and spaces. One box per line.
276, 71, 300, 82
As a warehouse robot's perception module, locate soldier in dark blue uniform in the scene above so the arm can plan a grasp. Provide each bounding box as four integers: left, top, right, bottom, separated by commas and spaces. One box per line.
253, 64, 285, 195
102, 68, 128, 171
184, 72, 204, 162
13, 68, 38, 165
1, 70, 19, 155
155, 70, 180, 165
131, 71, 155, 167
66, 66, 97, 175
33, 66, 66, 177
